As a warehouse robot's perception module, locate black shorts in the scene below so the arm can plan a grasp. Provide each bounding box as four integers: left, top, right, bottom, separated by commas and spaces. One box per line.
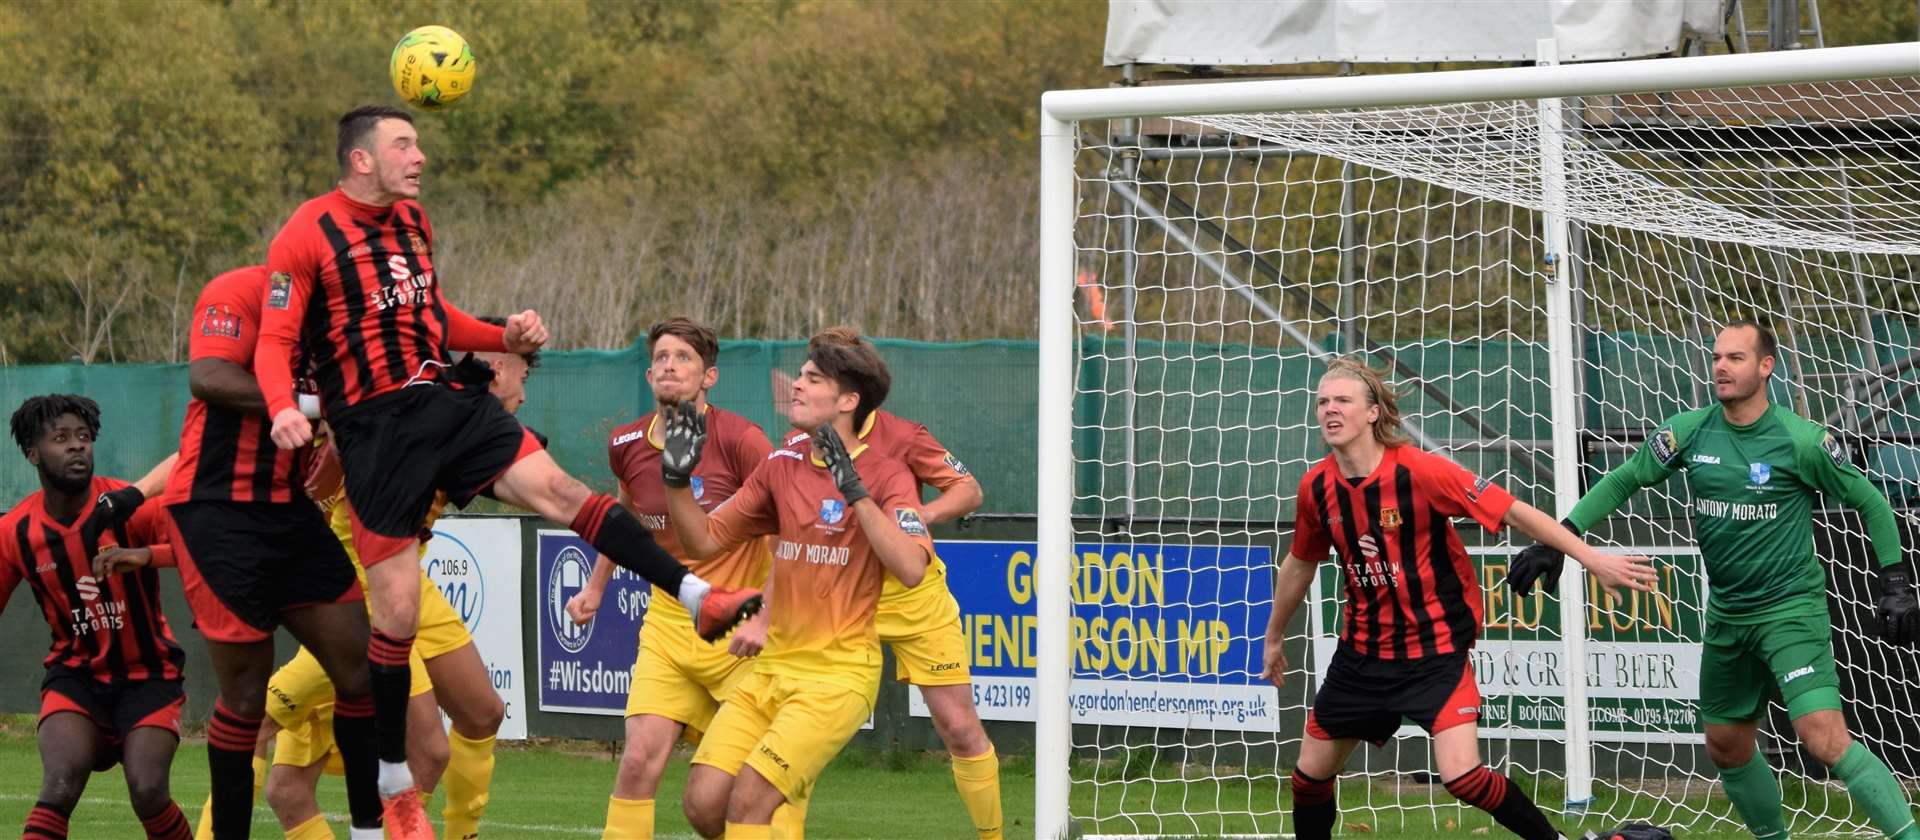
166, 500, 361, 643
329, 385, 534, 554
40, 667, 186, 766
1307, 648, 1481, 746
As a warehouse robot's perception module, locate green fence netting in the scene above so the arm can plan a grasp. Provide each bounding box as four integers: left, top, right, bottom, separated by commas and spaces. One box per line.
4, 327, 1919, 517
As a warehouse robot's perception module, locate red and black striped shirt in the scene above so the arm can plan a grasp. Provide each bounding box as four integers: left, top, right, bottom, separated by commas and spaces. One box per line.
0, 478, 185, 683
255, 189, 505, 421
163, 266, 300, 504
1289, 445, 1515, 660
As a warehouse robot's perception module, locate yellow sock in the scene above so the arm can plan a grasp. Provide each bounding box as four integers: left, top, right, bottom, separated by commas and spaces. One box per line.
284, 813, 334, 840
194, 756, 267, 840
603, 796, 654, 840
442, 730, 496, 839
193, 794, 214, 840
725, 822, 774, 840
191, 793, 212, 840
773, 798, 807, 839
952, 746, 1004, 840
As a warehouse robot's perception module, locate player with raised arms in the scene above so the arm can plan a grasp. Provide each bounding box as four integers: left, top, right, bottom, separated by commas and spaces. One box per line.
150, 264, 383, 840
253, 105, 763, 837
1265, 358, 1657, 840
796, 327, 999, 839
212, 329, 538, 840
567, 317, 782, 839
1508, 320, 1920, 840
668, 340, 934, 839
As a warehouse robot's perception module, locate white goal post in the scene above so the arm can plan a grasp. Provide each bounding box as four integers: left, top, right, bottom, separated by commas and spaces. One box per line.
1037, 42, 1920, 839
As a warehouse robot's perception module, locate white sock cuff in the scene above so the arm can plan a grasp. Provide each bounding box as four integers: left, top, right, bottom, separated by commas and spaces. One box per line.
677, 574, 712, 615
377, 759, 415, 798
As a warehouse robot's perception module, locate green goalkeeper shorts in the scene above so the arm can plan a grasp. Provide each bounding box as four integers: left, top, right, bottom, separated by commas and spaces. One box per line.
1698, 609, 1843, 725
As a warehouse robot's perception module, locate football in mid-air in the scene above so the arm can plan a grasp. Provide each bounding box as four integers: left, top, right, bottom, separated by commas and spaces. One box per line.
390, 25, 476, 110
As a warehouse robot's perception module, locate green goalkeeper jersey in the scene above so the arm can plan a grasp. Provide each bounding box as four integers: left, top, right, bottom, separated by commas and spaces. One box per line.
1569, 403, 1901, 624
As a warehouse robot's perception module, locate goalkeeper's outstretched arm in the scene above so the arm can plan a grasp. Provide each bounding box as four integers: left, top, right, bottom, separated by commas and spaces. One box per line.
1502, 500, 1657, 600
1798, 428, 1920, 642
1507, 424, 1680, 597
1565, 440, 1678, 534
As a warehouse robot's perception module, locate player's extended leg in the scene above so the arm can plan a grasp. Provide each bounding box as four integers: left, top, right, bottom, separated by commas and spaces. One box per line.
605, 714, 686, 839
1794, 709, 1919, 839
265, 756, 331, 836
353, 539, 434, 836
423, 643, 504, 840
29, 712, 102, 840
722, 675, 868, 838
920, 683, 1001, 840
122, 726, 192, 839
193, 725, 270, 840
682, 764, 737, 840
1704, 720, 1789, 840
282, 602, 383, 834
406, 686, 452, 796
724, 765, 787, 836
1432, 723, 1562, 840
1758, 610, 1919, 840
684, 672, 784, 839
1290, 731, 1359, 840
201, 639, 275, 839
1700, 617, 1793, 840
490, 450, 758, 640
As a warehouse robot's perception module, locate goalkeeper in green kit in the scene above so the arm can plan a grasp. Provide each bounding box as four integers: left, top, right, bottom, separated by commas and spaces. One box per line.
1508, 320, 1920, 840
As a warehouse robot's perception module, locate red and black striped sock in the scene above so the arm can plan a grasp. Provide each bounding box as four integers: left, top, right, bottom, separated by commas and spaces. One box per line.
1444, 765, 1559, 840
137, 801, 191, 840
571, 495, 688, 593
206, 699, 263, 838
367, 630, 415, 766
332, 693, 383, 829
1290, 769, 1337, 840
24, 801, 70, 839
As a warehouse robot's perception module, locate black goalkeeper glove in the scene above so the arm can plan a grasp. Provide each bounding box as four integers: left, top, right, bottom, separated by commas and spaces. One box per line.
1506, 518, 1578, 598
83, 485, 145, 541
811, 424, 869, 505
1874, 565, 1920, 645
660, 401, 707, 489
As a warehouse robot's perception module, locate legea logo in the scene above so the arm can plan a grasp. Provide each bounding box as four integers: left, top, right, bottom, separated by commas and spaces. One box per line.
547, 545, 595, 654
423, 529, 486, 634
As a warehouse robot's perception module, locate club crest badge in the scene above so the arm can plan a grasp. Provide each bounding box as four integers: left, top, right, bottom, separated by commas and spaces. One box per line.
819, 499, 846, 525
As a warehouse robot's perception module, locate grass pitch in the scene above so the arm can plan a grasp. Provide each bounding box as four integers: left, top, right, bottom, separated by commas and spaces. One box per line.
0, 715, 1854, 838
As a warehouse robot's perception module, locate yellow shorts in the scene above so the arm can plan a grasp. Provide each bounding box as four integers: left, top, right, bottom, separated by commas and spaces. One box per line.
877, 566, 970, 686
690, 671, 870, 804
415, 572, 475, 660
266, 643, 434, 770
624, 615, 755, 733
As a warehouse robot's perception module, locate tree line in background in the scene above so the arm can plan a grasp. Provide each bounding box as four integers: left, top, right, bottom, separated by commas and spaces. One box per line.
1, 0, 1912, 364
0, 0, 1105, 362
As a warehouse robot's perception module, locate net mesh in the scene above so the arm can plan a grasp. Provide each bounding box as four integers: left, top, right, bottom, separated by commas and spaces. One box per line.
1065, 75, 1920, 836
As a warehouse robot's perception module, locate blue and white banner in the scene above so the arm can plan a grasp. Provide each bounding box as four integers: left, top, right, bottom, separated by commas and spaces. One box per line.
534, 530, 653, 715
908, 540, 1279, 732
421, 518, 528, 739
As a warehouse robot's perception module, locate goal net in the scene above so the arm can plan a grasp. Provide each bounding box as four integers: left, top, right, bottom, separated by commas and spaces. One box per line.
1036, 45, 1920, 838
